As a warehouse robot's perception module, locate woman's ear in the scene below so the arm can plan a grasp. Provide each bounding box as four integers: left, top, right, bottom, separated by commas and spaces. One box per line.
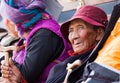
96, 27, 105, 41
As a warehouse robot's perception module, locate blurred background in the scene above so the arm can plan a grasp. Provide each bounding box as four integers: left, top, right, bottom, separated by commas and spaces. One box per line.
0, 0, 120, 28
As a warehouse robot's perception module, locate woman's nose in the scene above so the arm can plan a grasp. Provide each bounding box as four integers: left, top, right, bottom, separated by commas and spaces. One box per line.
72, 31, 79, 40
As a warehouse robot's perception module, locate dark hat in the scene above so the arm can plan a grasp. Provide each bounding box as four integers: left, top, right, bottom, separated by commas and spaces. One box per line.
61, 5, 108, 42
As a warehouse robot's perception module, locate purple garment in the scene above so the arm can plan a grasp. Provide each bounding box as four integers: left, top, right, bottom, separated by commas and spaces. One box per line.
13, 18, 71, 82
26, 19, 71, 83
13, 48, 25, 64
12, 39, 25, 64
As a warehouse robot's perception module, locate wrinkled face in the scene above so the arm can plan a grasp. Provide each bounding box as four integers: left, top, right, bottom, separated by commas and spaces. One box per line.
68, 19, 102, 53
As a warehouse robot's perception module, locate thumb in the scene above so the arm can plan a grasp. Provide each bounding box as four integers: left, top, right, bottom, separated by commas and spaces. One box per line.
9, 58, 21, 75
9, 58, 15, 69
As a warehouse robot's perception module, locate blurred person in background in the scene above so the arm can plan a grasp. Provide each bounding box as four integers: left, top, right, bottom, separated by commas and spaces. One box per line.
0, 0, 71, 83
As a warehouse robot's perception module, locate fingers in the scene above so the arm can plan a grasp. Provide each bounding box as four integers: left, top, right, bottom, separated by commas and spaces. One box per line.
1, 58, 22, 83
4, 79, 13, 83
0, 77, 4, 82
1, 68, 12, 78
0, 77, 12, 83
1, 72, 11, 78
1, 60, 8, 66
11, 80, 20, 83
9, 58, 22, 82
9, 58, 20, 74
1, 64, 9, 71
10, 75, 21, 83
1, 60, 12, 78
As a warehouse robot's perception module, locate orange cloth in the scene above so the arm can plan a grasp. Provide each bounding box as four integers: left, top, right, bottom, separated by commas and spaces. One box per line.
95, 18, 120, 70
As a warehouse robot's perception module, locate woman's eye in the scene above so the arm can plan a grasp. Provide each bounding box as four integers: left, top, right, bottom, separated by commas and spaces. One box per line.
68, 26, 74, 33
78, 26, 84, 30
68, 28, 73, 33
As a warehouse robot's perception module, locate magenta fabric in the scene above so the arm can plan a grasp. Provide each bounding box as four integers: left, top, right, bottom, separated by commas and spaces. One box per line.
13, 18, 71, 82
26, 18, 71, 83
12, 39, 25, 64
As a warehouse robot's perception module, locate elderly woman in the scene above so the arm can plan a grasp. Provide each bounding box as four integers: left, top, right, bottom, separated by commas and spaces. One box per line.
46, 5, 108, 83
77, 4, 120, 83
1, 5, 108, 83
0, 0, 71, 83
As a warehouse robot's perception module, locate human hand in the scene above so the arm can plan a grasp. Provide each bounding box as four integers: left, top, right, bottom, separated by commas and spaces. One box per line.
1, 59, 11, 78
1, 58, 22, 83
0, 77, 13, 83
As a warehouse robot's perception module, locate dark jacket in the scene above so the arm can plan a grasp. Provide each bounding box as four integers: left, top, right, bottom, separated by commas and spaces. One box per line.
13, 19, 71, 83
46, 49, 93, 83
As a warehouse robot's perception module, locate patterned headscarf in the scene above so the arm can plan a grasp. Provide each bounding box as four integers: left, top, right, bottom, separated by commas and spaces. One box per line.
0, 0, 50, 35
